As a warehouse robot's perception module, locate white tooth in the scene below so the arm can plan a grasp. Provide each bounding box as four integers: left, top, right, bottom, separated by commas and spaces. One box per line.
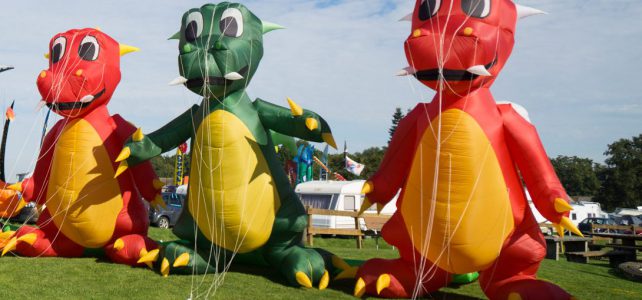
168, 76, 188, 86
224, 72, 244, 81
36, 101, 47, 112
467, 65, 492, 76
516, 4, 547, 19
396, 66, 416, 76
80, 95, 94, 103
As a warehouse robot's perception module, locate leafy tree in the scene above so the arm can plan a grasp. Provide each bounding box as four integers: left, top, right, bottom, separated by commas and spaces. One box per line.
550, 155, 601, 196
594, 134, 642, 210
389, 107, 405, 144
150, 153, 191, 179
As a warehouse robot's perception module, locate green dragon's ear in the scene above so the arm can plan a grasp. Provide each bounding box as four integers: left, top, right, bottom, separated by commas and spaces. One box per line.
168, 31, 181, 40
262, 21, 285, 34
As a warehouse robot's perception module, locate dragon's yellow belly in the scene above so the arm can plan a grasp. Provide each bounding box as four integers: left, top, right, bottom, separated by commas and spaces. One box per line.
400, 109, 514, 274
47, 119, 122, 248
188, 110, 279, 253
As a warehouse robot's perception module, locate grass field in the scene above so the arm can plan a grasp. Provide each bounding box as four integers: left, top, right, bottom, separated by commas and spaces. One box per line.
0, 228, 640, 299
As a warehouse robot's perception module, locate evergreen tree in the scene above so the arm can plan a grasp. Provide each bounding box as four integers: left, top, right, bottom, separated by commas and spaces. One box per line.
389, 107, 405, 144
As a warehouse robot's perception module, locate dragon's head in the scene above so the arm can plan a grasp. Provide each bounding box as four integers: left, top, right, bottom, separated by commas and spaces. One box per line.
171, 2, 283, 99
37, 28, 138, 118
402, 0, 544, 94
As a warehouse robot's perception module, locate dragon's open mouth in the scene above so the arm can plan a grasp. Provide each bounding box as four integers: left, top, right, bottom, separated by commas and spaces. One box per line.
414, 57, 498, 82
186, 66, 249, 89
47, 88, 106, 111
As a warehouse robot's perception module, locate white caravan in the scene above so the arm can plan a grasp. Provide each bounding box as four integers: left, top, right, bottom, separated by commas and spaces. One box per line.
295, 180, 397, 230
526, 189, 607, 226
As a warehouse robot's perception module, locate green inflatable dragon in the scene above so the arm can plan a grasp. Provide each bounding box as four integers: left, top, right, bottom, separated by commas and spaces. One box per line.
115, 2, 344, 289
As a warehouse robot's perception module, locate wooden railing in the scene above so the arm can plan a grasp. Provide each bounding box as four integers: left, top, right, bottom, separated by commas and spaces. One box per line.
591, 224, 642, 233
305, 207, 390, 249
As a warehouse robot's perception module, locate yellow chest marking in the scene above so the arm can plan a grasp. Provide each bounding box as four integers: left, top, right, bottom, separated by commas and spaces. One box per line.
47, 119, 122, 248
400, 109, 514, 273
189, 110, 279, 253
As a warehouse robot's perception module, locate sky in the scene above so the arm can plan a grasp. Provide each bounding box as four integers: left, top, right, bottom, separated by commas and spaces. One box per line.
0, 0, 641, 181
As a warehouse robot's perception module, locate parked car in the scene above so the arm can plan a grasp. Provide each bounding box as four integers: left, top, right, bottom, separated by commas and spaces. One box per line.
612, 215, 642, 235
10, 202, 39, 224
149, 192, 185, 229
577, 217, 617, 235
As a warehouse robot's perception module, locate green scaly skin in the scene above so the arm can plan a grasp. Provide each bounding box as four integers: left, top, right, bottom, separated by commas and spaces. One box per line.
120, 2, 346, 288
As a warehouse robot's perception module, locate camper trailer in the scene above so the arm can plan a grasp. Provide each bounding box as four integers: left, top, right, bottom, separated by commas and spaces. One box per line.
295, 180, 397, 230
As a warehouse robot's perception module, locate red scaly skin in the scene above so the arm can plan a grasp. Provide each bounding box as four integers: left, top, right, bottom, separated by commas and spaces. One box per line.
9, 29, 159, 266
357, 1, 574, 299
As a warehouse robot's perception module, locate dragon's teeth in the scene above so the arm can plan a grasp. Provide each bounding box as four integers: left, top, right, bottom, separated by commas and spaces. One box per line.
467, 65, 492, 76
80, 95, 94, 103
36, 100, 46, 111
224, 72, 244, 81
168, 76, 188, 86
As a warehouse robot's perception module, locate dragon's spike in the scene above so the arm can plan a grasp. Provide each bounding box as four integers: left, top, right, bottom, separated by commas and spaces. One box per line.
115, 147, 131, 163
119, 44, 140, 56
295, 271, 312, 288
132, 128, 144, 142
376, 274, 391, 295
305, 118, 318, 131
358, 198, 373, 216
554, 198, 573, 213
319, 270, 330, 290
516, 4, 547, 19
376, 203, 384, 215
287, 97, 303, 116
114, 161, 128, 178
262, 21, 285, 34
361, 181, 374, 195
354, 278, 366, 298
173, 253, 190, 268
113, 238, 125, 251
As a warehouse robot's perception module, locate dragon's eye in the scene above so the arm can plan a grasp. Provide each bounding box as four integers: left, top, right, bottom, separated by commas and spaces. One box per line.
461, 0, 491, 18
51, 36, 66, 64
220, 8, 243, 38
78, 36, 100, 61
418, 0, 441, 20
185, 11, 204, 42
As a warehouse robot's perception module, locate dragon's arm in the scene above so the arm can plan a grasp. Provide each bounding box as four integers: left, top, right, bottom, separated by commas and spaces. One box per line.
364, 105, 424, 206
253, 98, 335, 146
112, 115, 162, 203
19, 121, 64, 204
119, 105, 199, 167
499, 103, 575, 229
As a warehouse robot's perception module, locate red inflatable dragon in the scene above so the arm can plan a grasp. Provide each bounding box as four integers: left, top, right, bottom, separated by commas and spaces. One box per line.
1, 28, 161, 266
355, 1, 580, 299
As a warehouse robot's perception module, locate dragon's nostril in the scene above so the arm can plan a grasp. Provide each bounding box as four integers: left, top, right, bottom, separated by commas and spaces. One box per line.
412, 29, 422, 38
40, 71, 47, 78
183, 44, 193, 53
214, 41, 224, 50
76, 69, 83, 77
463, 27, 474, 36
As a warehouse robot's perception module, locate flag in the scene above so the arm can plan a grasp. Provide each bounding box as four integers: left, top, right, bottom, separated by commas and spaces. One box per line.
345, 155, 365, 176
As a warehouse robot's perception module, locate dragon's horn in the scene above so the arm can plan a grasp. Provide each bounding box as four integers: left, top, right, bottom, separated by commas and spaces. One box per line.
168, 32, 180, 40
262, 21, 285, 34
516, 4, 547, 19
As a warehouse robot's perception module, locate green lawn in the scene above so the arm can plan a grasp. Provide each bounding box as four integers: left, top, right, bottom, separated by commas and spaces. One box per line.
0, 228, 639, 299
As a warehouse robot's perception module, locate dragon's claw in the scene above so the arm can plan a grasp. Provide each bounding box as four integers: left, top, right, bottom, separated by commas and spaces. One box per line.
160, 257, 170, 277
113, 238, 125, 251
295, 271, 313, 288
318, 270, 329, 290
507, 292, 522, 300
376, 274, 391, 295
137, 248, 159, 264
354, 277, 366, 298
554, 198, 573, 213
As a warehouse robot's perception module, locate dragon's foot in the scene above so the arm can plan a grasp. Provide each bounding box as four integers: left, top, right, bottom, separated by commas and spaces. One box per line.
354, 258, 450, 298
105, 234, 158, 267
272, 245, 329, 289
138, 241, 214, 277
0, 226, 82, 257
490, 279, 574, 300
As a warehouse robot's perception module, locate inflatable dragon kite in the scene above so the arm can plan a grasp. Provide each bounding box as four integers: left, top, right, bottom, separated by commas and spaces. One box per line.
355, 1, 580, 299
2, 29, 162, 267
115, 3, 342, 289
